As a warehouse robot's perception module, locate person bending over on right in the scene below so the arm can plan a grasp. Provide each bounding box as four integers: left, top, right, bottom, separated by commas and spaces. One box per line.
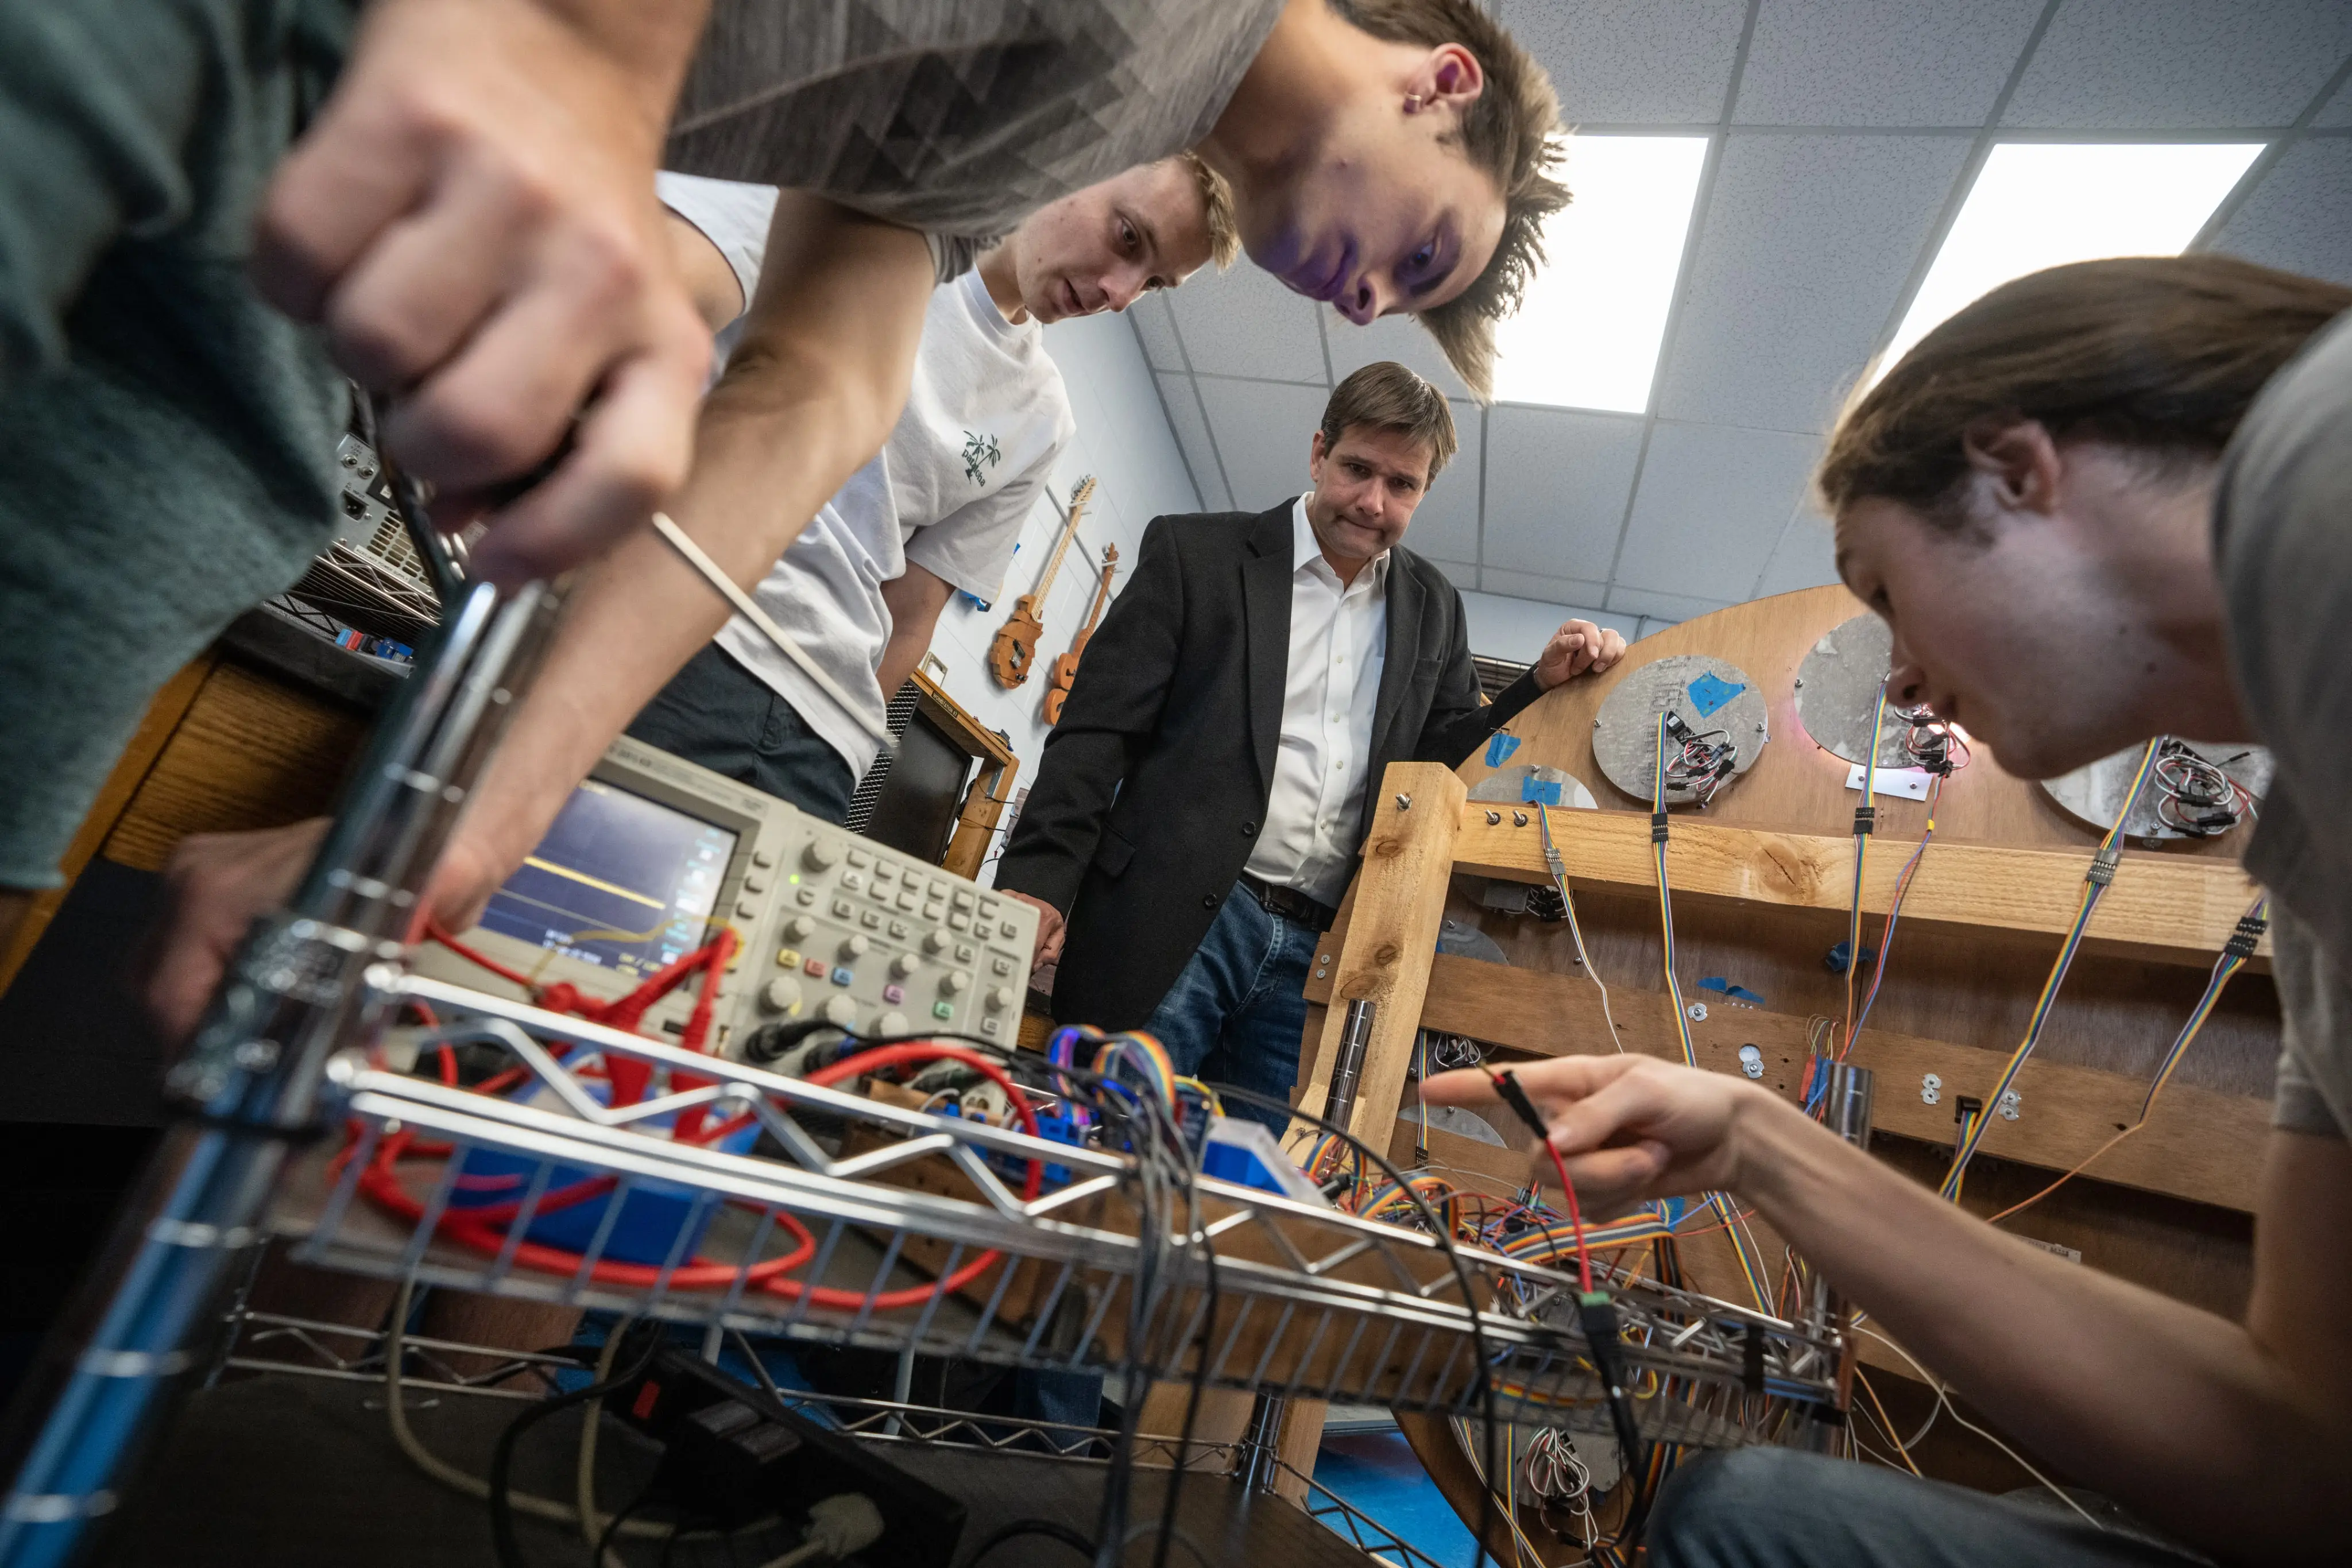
1425, 254, 2352, 1566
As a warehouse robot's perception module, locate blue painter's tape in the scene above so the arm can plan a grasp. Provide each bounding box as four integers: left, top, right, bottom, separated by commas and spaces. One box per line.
1520, 777, 1563, 806
1685, 669, 1747, 718
1485, 732, 1522, 767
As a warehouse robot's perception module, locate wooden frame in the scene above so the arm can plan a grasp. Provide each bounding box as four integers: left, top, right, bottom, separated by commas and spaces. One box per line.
907, 669, 1020, 880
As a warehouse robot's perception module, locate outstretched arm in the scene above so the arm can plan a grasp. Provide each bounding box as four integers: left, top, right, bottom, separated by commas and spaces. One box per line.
1421, 1055, 2352, 1562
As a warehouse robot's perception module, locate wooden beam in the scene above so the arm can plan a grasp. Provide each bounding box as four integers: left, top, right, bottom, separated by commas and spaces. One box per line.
1453, 805, 2267, 972
1293, 763, 1466, 1141
1328, 949, 2267, 1214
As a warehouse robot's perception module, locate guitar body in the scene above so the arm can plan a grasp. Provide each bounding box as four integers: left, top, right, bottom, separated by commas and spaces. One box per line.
1042, 545, 1117, 726
989, 475, 1098, 690
989, 598, 1047, 686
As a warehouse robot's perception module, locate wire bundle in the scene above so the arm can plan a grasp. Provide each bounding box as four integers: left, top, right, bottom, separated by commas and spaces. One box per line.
2152, 739, 2256, 837
1657, 711, 1739, 807
1651, 713, 1774, 1309
1986, 892, 2270, 1224
1940, 738, 2161, 1202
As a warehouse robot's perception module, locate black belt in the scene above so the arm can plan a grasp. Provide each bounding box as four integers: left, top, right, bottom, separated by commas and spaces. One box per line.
1239, 872, 1339, 933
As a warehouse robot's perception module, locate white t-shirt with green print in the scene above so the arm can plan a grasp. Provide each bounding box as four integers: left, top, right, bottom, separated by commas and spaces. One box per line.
659, 172, 1074, 779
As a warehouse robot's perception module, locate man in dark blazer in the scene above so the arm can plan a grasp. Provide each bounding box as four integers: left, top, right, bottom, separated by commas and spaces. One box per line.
996, 362, 1624, 1125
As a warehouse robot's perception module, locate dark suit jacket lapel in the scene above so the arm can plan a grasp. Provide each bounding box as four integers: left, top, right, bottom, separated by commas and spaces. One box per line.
1241, 502, 1294, 794
1368, 552, 1424, 767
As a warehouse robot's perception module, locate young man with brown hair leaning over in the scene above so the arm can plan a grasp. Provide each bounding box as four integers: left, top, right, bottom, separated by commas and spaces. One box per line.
1426, 255, 2352, 1566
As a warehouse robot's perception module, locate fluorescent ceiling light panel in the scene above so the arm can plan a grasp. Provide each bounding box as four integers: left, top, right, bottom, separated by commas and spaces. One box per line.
1491, 135, 1708, 413
1877, 141, 2263, 378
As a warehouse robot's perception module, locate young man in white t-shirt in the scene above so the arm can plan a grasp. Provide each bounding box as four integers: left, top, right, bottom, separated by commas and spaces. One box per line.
617, 160, 1228, 819
561, 157, 1237, 831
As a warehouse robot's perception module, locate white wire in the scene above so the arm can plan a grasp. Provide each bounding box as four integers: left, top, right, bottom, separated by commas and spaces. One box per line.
1850, 1325, 2106, 1532
1538, 805, 1624, 1052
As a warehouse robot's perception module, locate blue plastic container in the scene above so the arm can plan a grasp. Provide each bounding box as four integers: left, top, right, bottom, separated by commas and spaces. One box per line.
447, 1081, 759, 1265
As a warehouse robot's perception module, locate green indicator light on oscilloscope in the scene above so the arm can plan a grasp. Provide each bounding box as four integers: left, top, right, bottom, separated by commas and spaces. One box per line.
789, 873, 801, 885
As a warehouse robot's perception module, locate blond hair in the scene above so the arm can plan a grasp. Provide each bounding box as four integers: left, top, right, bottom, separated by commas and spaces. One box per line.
1178, 151, 1241, 270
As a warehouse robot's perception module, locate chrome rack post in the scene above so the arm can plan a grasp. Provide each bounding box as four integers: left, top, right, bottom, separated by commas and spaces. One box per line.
0, 449, 563, 1567
1233, 997, 1379, 1493
1801, 1062, 1874, 1453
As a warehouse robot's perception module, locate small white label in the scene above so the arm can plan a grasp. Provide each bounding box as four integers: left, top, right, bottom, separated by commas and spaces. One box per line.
1847, 763, 1934, 801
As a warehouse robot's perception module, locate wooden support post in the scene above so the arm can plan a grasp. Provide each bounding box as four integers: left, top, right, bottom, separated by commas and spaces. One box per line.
1294, 762, 1466, 1138
1455, 803, 2268, 971
1274, 762, 1465, 1499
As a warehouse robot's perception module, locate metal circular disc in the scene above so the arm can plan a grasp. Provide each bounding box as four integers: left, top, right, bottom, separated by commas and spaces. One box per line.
2040, 740, 2272, 843
1793, 614, 1912, 768
1591, 654, 1770, 807
1465, 764, 1597, 810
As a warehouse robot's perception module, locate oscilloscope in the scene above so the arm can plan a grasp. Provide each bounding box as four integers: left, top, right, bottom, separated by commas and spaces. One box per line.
410, 734, 1039, 1052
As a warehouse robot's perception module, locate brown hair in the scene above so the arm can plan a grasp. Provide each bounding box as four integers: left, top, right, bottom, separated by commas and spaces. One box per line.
1819, 255, 2352, 525
1177, 152, 1241, 270
1329, 0, 1570, 402
1321, 360, 1460, 478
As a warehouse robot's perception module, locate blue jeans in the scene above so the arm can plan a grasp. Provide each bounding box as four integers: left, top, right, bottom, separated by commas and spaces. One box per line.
1143, 880, 1322, 1135
627, 642, 858, 823
1650, 1448, 2211, 1568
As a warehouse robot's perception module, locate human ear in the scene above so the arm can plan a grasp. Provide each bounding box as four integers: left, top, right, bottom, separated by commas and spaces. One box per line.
1960, 419, 2063, 518
1410, 44, 1484, 114
1308, 429, 1329, 481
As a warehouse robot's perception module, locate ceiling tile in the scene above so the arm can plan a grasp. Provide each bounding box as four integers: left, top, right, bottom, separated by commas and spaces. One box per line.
1128, 294, 1186, 373
1196, 378, 1330, 512
2002, 0, 2352, 129
1499, 0, 1748, 125
1155, 372, 1231, 510
2211, 137, 2352, 287
1614, 421, 1821, 601
1480, 405, 1647, 578
1322, 311, 1473, 401
2319, 75, 2352, 127
1479, 569, 1612, 611
1160, 262, 1326, 383
1735, 0, 2046, 126
1753, 508, 1841, 597
1396, 401, 1484, 563
1657, 133, 1971, 434
1603, 585, 1731, 623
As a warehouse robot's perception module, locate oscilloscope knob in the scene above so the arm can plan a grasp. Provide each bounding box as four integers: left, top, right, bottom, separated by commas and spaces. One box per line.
890, 953, 920, 979
783, 915, 815, 941
803, 838, 843, 872
820, 995, 859, 1029
759, 978, 803, 1016
922, 931, 951, 956
839, 934, 870, 959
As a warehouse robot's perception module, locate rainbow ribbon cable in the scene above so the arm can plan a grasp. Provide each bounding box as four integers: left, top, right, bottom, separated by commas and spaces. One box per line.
1940, 737, 2163, 1201
1653, 713, 1772, 1307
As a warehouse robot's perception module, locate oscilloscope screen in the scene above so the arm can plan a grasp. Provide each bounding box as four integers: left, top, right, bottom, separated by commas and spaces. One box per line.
477, 778, 740, 981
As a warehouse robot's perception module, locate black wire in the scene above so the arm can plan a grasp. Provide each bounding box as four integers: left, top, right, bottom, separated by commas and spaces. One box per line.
1202, 1081, 1503, 1568
964, 1518, 1097, 1563
490, 1324, 666, 1568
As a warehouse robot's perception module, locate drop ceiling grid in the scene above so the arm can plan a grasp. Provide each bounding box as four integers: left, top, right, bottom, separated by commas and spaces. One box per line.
1122, 0, 2352, 626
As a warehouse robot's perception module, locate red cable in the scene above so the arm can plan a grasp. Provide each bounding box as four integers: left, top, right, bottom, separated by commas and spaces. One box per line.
1541, 1139, 1596, 1296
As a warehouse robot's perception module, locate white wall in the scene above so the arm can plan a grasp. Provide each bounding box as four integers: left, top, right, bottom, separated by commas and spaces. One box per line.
1456, 590, 1685, 664
917, 308, 1203, 881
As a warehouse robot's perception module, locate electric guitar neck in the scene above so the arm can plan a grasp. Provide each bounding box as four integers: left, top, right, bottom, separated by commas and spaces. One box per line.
988, 475, 1096, 687
1043, 544, 1119, 725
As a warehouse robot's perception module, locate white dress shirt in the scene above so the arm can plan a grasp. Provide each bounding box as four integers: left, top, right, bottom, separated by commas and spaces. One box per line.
1244, 495, 1391, 906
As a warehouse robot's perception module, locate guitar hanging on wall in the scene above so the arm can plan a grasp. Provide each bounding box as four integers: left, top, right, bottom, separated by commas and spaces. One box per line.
1042, 544, 1119, 725
988, 474, 1096, 687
